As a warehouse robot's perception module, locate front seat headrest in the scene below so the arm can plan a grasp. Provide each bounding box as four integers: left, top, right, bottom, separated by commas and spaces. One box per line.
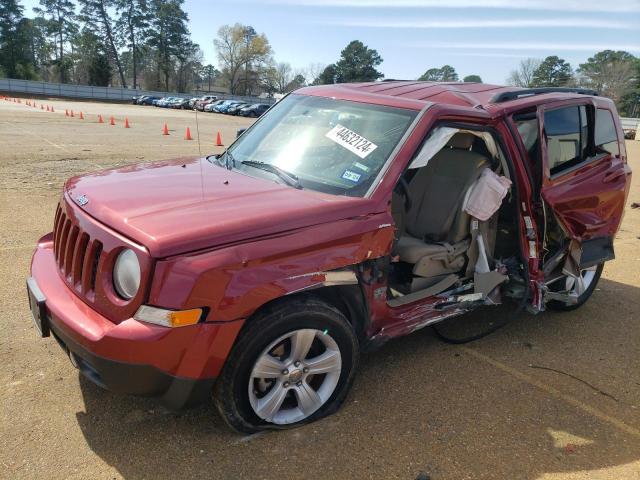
447, 133, 475, 150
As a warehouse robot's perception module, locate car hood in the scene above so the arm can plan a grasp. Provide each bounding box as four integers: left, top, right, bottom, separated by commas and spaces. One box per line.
65, 157, 378, 258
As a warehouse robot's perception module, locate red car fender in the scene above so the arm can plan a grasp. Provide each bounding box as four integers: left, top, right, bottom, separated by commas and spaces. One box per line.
147, 214, 395, 322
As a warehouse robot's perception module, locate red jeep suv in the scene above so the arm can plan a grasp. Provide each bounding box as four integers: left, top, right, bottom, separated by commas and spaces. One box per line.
27, 82, 632, 432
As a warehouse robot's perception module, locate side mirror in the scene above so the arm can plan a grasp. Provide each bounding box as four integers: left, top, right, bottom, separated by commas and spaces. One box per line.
236, 128, 247, 138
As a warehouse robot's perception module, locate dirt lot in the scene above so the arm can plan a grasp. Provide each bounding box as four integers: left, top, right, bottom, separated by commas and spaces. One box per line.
0, 97, 639, 480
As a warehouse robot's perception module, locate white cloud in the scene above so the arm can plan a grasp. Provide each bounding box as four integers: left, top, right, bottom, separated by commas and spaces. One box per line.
258, 0, 640, 13
401, 41, 640, 52
319, 18, 636, 29
447, 52, 537, 58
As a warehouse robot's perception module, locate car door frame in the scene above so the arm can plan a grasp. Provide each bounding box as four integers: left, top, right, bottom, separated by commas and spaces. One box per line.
365, 108, 532, 340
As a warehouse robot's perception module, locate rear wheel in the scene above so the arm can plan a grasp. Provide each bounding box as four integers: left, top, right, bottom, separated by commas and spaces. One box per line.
213, 296, 359, 433
547, 263, 603, 311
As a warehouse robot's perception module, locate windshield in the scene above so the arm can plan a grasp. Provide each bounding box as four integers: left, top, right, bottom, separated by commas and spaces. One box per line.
223, 94, 418, 197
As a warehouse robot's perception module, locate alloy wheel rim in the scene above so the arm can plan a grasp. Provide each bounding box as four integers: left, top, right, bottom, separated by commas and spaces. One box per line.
248, 328, 342, 425
565, 265, 598, 296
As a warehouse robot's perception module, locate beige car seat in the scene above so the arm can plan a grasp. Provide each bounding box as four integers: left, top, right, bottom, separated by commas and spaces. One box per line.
395, 133, 490, 284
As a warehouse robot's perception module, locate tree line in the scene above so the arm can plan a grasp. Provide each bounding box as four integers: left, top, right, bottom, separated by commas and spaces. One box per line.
0, 0, 206, 91
1, 0, 638, 116
506, 53, 640, 117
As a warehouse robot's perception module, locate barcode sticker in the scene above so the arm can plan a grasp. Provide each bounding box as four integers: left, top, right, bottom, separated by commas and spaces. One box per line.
325, 124, 378, 159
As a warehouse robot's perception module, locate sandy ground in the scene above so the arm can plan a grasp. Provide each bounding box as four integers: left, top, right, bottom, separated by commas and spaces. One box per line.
0, 97, 638, 480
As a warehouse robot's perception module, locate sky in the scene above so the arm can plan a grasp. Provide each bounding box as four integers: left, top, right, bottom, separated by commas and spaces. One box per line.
20, 0, 640, 84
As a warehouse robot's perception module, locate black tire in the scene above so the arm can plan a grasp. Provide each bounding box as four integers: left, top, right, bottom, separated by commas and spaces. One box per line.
547, 262, 604, 311
213, 295, 359, 433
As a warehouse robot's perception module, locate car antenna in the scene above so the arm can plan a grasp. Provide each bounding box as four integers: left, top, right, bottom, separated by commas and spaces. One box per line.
194, 102, 202, 157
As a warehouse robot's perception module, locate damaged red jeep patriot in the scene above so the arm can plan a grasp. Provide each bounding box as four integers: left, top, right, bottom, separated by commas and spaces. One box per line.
27, 82, 631, 432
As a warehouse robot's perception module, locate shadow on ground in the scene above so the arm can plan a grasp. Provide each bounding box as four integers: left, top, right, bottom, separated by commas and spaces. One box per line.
75, 278, 640, 479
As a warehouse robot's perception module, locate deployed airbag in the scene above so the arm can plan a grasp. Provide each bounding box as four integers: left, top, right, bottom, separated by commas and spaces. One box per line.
463, 168, 511, 221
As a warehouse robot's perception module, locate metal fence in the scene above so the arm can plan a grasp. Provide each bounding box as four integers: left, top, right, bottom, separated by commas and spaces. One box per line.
620, 117, 639, 131
0, 78, 274, 105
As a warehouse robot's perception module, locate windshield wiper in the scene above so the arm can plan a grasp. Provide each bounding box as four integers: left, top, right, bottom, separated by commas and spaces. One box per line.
240, 160, 302, 189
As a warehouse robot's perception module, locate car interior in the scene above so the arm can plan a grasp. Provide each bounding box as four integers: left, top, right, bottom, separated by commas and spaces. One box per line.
388, 127, 522, 307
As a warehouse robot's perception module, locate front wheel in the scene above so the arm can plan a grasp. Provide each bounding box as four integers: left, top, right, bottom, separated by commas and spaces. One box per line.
547, 263, 604, 311
213, 296, 359, 433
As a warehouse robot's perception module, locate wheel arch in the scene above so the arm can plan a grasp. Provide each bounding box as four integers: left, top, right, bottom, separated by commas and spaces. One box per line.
234, 283, 370, 347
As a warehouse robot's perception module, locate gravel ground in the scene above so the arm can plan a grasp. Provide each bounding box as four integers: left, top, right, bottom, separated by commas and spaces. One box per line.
0, 97, 639, 480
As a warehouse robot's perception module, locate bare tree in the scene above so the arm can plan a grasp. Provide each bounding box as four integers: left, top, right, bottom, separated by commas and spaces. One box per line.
274, 62, 292, 93
506, 58, 541, 87
304, 62, 325, 85
214, 23, 272, 94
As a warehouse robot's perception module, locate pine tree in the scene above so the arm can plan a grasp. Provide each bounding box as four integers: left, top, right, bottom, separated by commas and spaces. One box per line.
34, 0, 77, 82
88, 50, 112, 86
334, 40, 383, 83
146, 0, 191, 91
531, 56, 573, 87
115, 0, 150, 89
0, 0, 38, 78
78, 0, 126, 87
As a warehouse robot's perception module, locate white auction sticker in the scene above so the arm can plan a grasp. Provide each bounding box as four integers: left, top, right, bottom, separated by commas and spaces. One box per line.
325, 124, 378, 159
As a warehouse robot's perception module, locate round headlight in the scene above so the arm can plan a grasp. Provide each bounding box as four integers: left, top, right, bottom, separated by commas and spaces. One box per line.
113, 249, 141, 299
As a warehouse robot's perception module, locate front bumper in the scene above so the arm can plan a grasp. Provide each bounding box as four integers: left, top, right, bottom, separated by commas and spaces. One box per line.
29, 234, 245, 409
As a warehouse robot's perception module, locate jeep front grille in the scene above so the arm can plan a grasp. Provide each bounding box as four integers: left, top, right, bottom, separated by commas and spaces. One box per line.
53, 204, 103, 295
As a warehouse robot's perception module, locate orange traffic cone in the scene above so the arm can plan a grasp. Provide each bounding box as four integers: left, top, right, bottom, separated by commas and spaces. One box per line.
46, 105, 50, 112
40, 104, 44, 110
51, 106, 54, 113
124, 117, 130, 128
162, 123, 169, 135
70, 110, 74, 117
65, 109, 69, 117
79, 111, 84, 120
185, 127, 193, 140
98, 114, 104, 123
216, 131, 223, 146
109, 116, 115, 125
33, 102, 37, 108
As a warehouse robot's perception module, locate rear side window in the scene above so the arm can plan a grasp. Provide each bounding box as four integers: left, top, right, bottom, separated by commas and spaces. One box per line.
544, 106, 588, 175
595, 108, 619, 156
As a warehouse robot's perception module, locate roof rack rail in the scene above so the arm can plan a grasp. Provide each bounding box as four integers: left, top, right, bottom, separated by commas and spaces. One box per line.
490, 87, 598, 103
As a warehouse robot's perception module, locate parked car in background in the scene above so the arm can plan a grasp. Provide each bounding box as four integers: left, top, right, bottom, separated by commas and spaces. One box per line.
138, 96, 160, 105
165, 97, 181, 108
238, 103, 271, 118
204, 100, 226, 112
214, 100, 244, 114
226, 102, 249, 115
131, 95, 141, 104
167, 98, 188, 109
194, 95, 218, 111
180, 98, 194, 109
155, 97, 177, 107
151, 97, 170, 107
